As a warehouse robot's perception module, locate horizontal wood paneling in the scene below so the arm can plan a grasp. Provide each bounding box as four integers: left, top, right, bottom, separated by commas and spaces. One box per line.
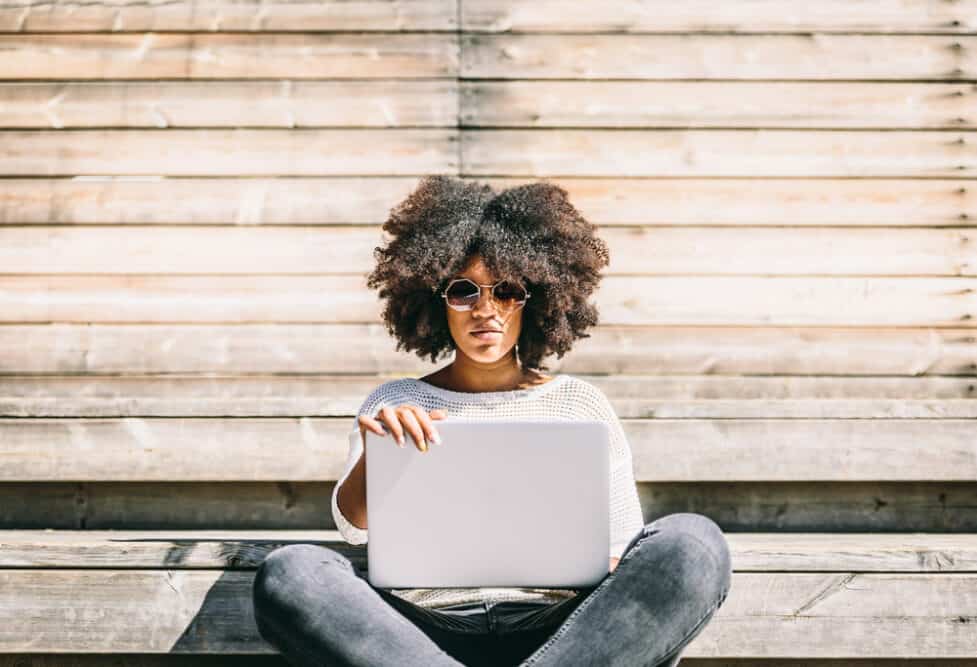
0, 129, 459, 175
461, 81, 977, 129
3, 375, 975, 419
0, 416, 973, 481
461, 34, 976, 80
0, 0, 458, 32
2, 530, 975, 572
0, 81, 458, 129
0, 275, 974, 327
460, 129, 976, 178
0, 33, 459, 79
1, 324, 972, 375
1, 569, 974, 656
1, 178, 970, 227
461, 0, 977, 33
2, 226, 974, 275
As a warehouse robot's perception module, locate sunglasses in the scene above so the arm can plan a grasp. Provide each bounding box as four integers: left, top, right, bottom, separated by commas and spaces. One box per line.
438, 278, 531, 312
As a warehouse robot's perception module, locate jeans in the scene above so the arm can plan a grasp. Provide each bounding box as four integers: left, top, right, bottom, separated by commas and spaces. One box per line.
252, 512, 732, 666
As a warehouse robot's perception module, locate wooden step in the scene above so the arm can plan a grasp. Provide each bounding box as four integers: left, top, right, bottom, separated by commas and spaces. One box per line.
0, 530, 975, 657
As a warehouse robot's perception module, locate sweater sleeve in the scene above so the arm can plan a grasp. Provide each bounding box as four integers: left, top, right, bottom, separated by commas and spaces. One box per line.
331, 423, 369, 545
331, 380, 404, 545
577, 381, 646, 559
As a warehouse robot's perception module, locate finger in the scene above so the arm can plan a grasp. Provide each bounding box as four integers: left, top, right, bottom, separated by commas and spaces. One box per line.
357, 415, 386, 436
429, 408, 447, 421
377, 406, 405, 448
406, 405, 442, 446
396, 406, 428, 452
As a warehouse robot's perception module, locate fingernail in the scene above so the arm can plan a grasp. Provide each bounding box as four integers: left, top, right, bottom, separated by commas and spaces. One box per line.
396, 435, 405, 447
431, 432, 442, 445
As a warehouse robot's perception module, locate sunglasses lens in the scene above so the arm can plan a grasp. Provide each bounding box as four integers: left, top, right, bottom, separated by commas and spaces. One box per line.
493, 281, 527, 306
445, 279, 479, 307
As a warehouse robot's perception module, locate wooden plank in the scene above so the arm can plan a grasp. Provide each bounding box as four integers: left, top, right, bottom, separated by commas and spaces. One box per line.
2, 226, 974, 276
0, 324, 973, 376
462, 81, 977, 129
0, 0, 456, 32
0, 177, 425, 226
0, 569, 974, 656
0, 416, 974, 482
0, 129, 458, 176
1, 274, 974, 327
461, 129, 977, 177
461, 34, 977, 81
3, 374, 975, 418
2, 178, 971, 227
0, 33, 458, 79
643, 481, 977, 533
461, 0, 977, 33
0, 481, 335, 530
0, 81, 457, 129
1, 481, 975, 532
4, 129, 971, 177
2, 81, 972, 130
2, 529, 977, 572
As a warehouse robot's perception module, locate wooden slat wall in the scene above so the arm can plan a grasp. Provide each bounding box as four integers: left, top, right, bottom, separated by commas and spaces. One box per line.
1, 1, 975, 530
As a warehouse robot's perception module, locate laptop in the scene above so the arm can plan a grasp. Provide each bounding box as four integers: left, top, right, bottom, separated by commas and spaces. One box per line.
364, 417, 610, 589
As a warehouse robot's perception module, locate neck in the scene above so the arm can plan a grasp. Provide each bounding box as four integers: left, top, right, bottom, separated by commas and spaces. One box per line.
444, 350, 527, 393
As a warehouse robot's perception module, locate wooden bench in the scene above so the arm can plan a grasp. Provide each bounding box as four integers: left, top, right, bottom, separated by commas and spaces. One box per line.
1, 529, 975, 659
2, 373, 977, 663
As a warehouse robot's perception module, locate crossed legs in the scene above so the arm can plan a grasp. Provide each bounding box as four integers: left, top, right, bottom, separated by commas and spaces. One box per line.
252, 512, 732, 666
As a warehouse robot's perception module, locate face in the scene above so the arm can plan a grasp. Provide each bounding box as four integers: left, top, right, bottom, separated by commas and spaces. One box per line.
443, 255, 525, 364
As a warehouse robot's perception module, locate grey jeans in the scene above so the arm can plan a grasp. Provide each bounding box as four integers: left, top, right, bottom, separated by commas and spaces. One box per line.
252, 512, 732, 666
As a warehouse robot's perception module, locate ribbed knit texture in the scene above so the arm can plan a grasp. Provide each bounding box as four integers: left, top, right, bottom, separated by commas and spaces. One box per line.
331, 373, 645, 610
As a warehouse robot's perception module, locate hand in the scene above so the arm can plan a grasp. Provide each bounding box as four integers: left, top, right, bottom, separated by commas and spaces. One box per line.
358, 405, 447, 453
609, 557, 620, 573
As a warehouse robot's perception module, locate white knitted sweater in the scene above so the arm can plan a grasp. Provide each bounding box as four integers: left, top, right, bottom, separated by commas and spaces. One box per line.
331, 373, 645, 610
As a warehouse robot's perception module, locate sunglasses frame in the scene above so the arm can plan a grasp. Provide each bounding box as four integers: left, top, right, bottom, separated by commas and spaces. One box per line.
437, 278, 531, 312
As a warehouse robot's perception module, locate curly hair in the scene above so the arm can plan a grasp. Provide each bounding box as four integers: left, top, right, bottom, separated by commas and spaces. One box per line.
365, 175, 610, 372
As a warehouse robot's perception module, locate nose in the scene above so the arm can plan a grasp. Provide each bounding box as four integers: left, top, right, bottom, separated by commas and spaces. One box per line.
472, 285, 498, 316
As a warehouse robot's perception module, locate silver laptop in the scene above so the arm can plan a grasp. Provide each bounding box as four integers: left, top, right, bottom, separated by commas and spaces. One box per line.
365, 417, 610, 589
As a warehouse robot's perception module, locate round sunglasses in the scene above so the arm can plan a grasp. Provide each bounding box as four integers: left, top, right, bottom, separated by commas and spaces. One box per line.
438, 278, 531, 312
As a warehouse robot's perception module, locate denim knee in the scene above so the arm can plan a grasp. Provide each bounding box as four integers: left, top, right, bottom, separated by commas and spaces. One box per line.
252, 543, 353, 615
638, 512, 732, 601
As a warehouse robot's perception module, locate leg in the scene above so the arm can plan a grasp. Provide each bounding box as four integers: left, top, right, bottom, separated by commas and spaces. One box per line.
252, 543, 465, 667
519, 512, 733, 667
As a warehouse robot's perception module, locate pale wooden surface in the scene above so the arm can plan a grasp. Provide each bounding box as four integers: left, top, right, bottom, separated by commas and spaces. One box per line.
2, 226, 975, 275
2, 325, 973, 375
2, 530, 977, 571
0, 568, 975, 656
3, 375, 976, 418
1, 177, 971, 226
461, 34, 976, 80
460, 0, 977, 32
1, 2, 975, 661
0, 414, 975, 482
1, 481, 974, 532
0, 33, 459, 79
0, 0, 458, 32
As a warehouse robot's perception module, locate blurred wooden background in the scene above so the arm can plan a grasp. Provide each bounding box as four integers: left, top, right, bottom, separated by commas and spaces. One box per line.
0, 0, 975, 661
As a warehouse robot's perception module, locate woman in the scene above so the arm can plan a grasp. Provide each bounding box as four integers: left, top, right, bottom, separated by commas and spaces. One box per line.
251, 176, 732, 666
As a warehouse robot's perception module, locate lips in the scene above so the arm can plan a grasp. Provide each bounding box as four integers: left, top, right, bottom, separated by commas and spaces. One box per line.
471, 329, 502, 334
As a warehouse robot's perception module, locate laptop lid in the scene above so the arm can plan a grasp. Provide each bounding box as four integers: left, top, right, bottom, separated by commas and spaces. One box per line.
365, 417, 610, 589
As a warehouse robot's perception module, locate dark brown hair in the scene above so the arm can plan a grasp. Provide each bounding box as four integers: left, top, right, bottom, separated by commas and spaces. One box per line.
366, 175, 610, 372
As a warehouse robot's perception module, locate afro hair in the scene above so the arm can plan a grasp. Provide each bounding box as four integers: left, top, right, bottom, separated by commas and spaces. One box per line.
365, 175, 610, 372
